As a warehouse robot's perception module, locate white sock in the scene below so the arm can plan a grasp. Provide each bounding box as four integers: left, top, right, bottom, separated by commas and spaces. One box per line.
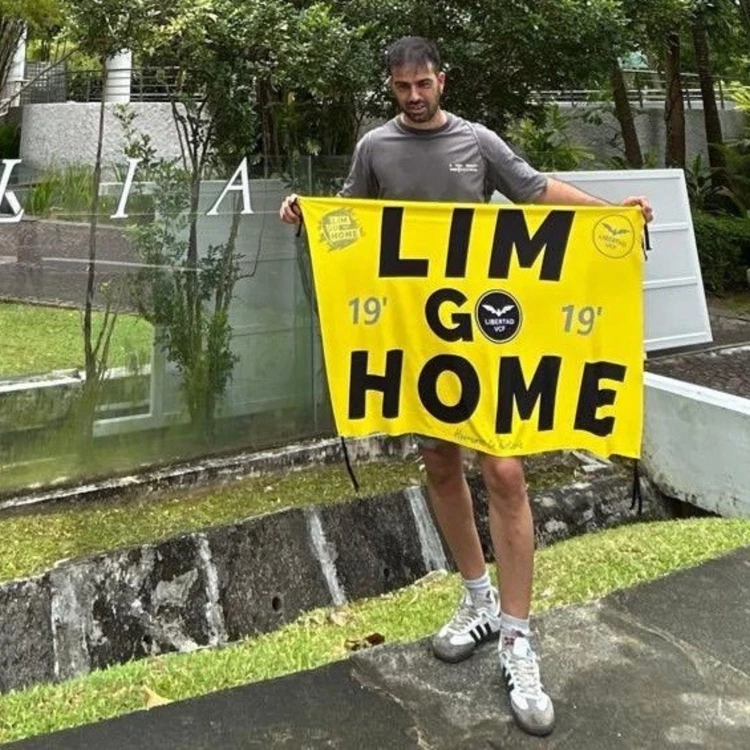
463, 571, 497, 612
500, 611, 530, 650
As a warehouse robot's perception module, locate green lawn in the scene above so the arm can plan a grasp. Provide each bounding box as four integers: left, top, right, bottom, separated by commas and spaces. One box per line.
1, 518, 748, 744
0, 454, 581, 584
708, 291, 750, 316
0, 459, 424, 583
0, 302, 153, 378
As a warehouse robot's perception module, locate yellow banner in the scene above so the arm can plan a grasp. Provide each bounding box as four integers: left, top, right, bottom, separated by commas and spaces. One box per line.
299, 197, 645, 459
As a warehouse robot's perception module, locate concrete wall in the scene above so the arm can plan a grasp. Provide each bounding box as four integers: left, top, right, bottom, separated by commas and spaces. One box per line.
17, 101, 748, 173
565, 106, 746, 166
642, 372, 750, 518
19, 103, 183, 173
0, 218, 136, 308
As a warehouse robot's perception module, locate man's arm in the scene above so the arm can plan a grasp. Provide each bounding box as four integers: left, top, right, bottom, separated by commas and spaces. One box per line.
535, 176, 654, 223
536, 177, 606, 206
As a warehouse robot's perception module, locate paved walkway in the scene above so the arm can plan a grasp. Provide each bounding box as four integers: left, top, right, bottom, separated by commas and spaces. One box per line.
9, 547, 750, 749
706, 300, 750, 348
646, 297, 750, 398
648, 344, 750, 399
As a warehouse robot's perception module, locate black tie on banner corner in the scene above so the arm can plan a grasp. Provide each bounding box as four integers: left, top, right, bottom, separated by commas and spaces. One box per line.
642, 224, 652, 260
631, 221, 652, 514
291, 197, 360, 493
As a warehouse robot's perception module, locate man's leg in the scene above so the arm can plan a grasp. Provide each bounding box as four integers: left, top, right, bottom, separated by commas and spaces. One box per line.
479, 454, 554, 737
478, 455, 533, 619
421, 441, 484, 578
420, 439, 501, 662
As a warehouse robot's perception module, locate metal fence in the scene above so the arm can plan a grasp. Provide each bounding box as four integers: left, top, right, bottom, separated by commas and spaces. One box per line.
18, 63, 736, 110
540, 71, 733, 110
19, 64, 181, 104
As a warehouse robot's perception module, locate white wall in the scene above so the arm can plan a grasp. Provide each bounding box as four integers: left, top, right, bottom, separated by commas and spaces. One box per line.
643, 371, 750, 518
19, 103, 183, 174
564, 107, 746, 167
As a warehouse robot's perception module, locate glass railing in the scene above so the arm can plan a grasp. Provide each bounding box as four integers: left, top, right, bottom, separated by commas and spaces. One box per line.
0, 156, 353, 496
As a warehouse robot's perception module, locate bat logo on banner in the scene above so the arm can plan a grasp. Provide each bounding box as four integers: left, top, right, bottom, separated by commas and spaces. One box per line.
481, 303, 515, 317
603, 223, 629, 237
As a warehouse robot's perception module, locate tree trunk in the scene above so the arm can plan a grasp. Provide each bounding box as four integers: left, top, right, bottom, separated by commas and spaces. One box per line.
77, 84, 108, 442
0, 19, 23, 92
84, 93, 106, 384
692, 16, 724, 170
186, 150, 203, 432
256, 79, 278, 172
738, 0, 750, 37
610, 63, 643, 168
664, 31, 686, 168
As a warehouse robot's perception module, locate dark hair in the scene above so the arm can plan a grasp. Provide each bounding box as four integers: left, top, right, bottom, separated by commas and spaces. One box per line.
385, 36, 441, 74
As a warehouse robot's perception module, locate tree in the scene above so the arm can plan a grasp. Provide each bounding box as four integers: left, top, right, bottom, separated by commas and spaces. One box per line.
61, 0, 168, 436
738, 0, 750, 35
279, 3, 377, 156
121, 0, 265, 437
690, 1, 725, 170
0, 0, 60, 94
618, 0, 692, 169
610, 63, 644, 168
664, 29, 687, 167
332, 0, 628, 134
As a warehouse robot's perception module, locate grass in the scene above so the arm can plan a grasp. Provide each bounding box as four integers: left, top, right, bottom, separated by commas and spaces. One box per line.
1, 517, 749, 744
0, 459, 423, 583
708, 290, 750, 317
0, 453, 581, 585
0, 302, 153, 378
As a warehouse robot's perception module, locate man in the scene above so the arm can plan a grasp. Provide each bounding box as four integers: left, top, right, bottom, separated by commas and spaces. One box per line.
280, 36, 653, 737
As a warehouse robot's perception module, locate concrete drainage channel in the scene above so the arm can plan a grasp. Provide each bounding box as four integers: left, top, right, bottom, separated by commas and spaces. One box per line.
0, 437, 663, 695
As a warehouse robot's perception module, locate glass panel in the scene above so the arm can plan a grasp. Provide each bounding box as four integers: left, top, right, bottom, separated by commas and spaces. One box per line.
0, 155, 354, 495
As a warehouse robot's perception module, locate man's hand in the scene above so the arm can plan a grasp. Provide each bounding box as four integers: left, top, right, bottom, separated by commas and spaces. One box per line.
279, 193, 302, 224
621, 196, 653, 224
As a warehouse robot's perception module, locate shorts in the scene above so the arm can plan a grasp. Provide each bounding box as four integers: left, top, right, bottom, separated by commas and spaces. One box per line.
412, 434, 524, 460
412, 433, 450, 451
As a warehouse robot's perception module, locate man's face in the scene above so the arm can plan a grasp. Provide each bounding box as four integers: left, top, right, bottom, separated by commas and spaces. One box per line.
390, 64, 445, 125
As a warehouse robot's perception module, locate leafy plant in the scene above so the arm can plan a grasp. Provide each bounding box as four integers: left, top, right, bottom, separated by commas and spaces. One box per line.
118, 107, 244, 439
691, 210, 750, 293
605, 150, 660, 170
685, 153, 745, 215
23, 165, 93, 218
0, 123, 20, 159
505, 104, 594, 171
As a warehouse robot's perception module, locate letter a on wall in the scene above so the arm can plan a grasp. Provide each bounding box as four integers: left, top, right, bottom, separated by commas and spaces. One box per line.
299, 197, 646, 459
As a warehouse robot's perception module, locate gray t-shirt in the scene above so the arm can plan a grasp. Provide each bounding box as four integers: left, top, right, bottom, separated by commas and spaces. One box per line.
339, 113, 547, 204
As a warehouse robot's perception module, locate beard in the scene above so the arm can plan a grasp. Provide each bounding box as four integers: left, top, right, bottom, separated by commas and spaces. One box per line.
401, 98, 439, 124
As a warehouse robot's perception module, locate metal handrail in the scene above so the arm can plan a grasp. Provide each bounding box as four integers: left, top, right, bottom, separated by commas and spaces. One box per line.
540, 69, 733, 110
18, 63, 737, 109
19, 65, 183, 104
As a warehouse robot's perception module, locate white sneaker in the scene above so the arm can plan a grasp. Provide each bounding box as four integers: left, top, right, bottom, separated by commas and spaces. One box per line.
432, 588, 501, 663
500, 635, 555, 736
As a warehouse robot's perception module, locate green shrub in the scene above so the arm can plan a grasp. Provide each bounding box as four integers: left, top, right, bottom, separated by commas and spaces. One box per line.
691, 211, 750, 293
506, 104, 594, 171
23, 164, 154, 223
24, 165, 94, 218
0, 123, 20, 159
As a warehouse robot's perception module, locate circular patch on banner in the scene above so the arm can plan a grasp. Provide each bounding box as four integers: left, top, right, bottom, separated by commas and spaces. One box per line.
593, 215, 635, 259
318, 207, 363, 251
475, 291, 522, 343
